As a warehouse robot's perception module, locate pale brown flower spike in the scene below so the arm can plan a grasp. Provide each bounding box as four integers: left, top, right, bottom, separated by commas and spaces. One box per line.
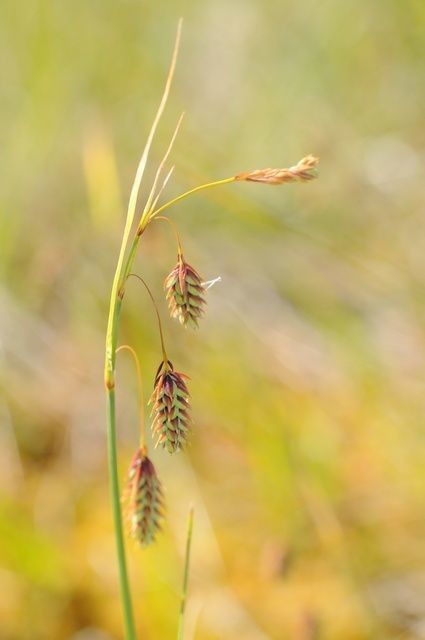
235, 154, 319, 185
122, 446, 164, 547
149, 360, 192, 453
165, 255, 206, 329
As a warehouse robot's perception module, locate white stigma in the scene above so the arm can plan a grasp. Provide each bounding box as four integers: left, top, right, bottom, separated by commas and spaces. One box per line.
202, 276, 222, 290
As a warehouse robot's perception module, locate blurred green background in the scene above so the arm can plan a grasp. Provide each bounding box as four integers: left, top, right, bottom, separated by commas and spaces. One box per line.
1, 1, 424, 638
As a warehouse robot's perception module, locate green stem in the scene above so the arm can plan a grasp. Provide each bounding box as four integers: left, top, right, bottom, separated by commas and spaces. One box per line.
105, 297, 137, 638
177, 507, 194, 640
107, 387, 137, 639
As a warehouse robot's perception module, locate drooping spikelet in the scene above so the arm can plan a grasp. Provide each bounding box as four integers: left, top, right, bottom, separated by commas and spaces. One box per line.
164, 255, 206, 328
149, 360, 191, 453
122, 447, 164, 546
235, 155, 319, 185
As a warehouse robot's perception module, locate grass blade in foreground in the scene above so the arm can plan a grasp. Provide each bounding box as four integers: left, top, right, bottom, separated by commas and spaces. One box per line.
177, 507, 195, 640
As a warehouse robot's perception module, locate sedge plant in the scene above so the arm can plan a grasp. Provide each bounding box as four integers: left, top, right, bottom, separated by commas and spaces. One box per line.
103, 19, 319, 640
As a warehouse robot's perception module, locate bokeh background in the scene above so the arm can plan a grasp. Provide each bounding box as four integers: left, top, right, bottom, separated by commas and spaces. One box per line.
1, 1, 424, 638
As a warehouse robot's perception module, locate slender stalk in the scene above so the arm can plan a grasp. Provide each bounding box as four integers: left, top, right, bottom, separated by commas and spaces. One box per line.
127, 273, 169, 362
116, 345, 145, 448
155, 216, 183, 254
177, 507, 195, 640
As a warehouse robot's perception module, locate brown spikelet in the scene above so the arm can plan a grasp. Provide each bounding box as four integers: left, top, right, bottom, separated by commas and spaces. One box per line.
235, 155, 319, 185
122, 447, 164, 546
149, 360, 191, 453
164, 255, 206, 328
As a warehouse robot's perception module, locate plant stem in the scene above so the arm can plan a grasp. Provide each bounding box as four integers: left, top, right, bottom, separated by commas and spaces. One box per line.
106, 296, 136, 639
177, 507, 195, 640
107, 387, 137, 640
103, 20, 183, 639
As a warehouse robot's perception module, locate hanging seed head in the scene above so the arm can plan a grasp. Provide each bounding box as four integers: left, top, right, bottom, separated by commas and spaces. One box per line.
149, 360, 191, 453
235, 155, 319, 185
164, 255, 206, 329
122, 447, 164, 546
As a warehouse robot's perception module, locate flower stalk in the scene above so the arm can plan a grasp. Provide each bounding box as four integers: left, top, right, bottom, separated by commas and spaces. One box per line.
127, 273, 169, 363
116, 344, 145, 447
